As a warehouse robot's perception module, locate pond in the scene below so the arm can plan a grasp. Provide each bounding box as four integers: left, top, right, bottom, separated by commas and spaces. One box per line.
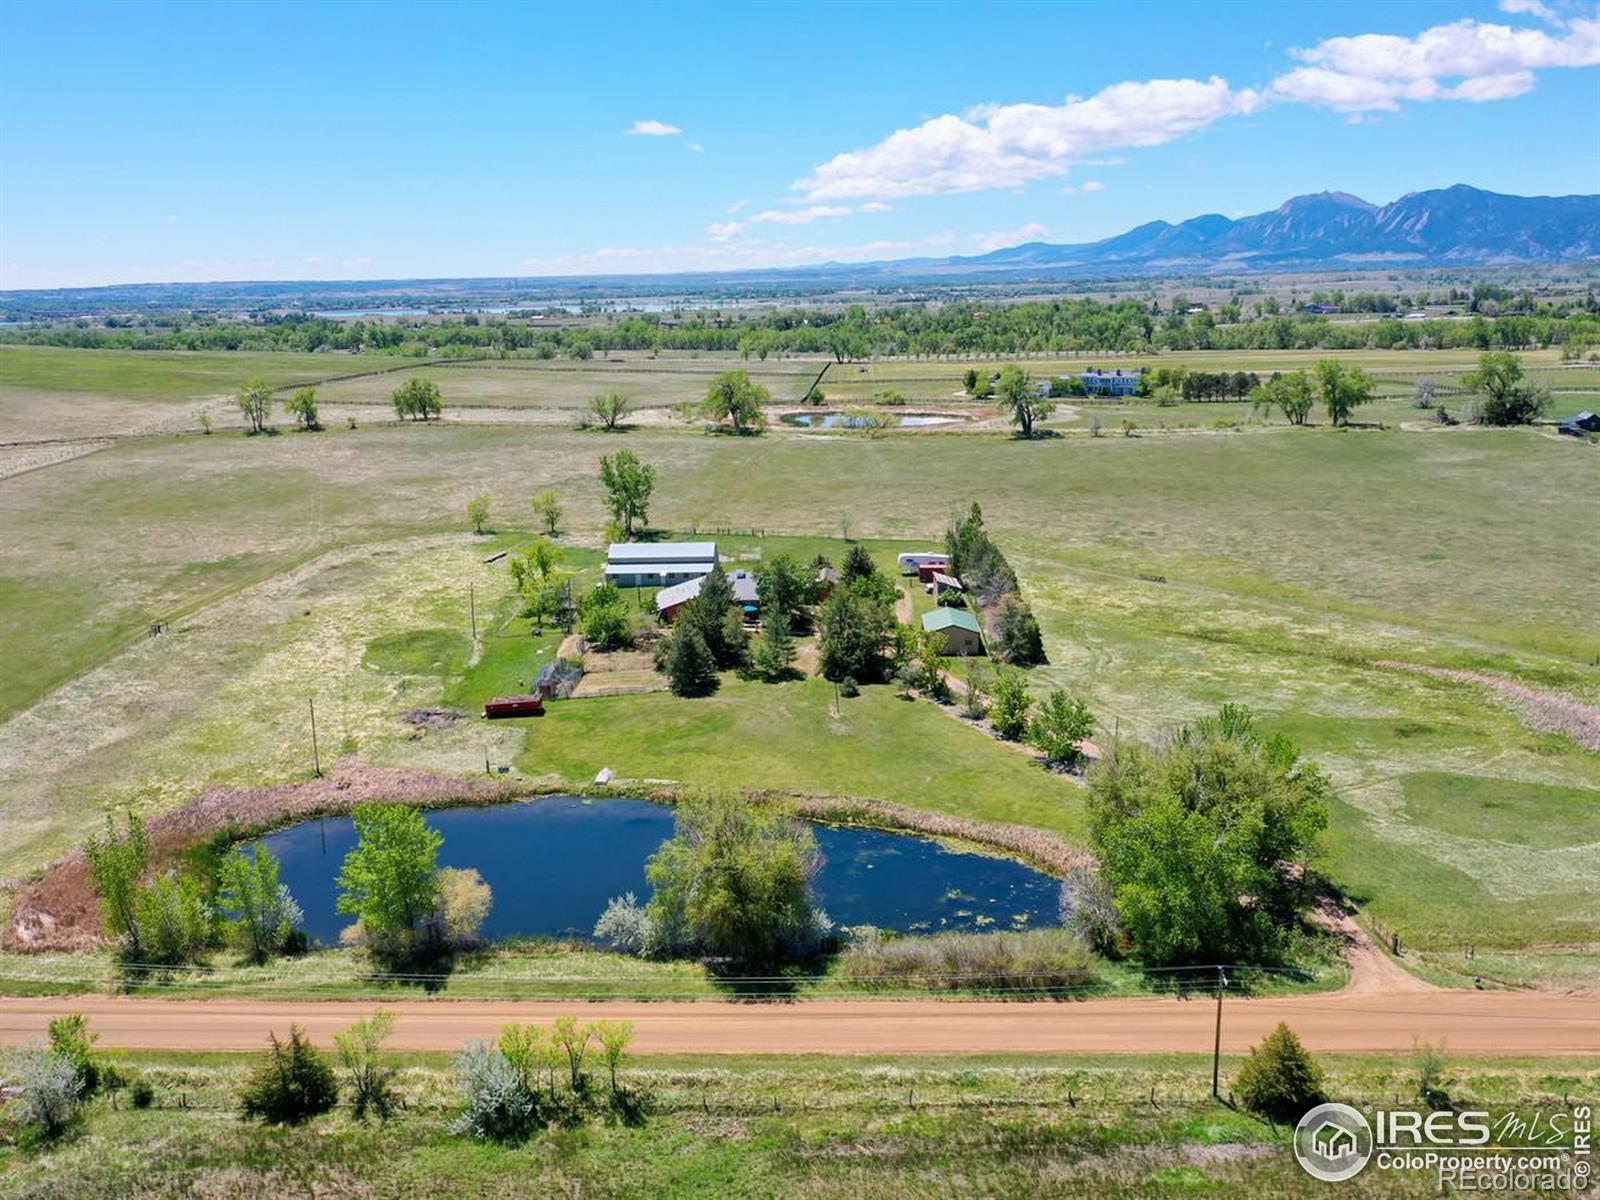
259, 797, 1062, 945
780, 410, 962, 428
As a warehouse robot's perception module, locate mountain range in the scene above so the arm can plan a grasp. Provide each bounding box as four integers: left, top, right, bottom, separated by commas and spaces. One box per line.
870, 185, 1600, 277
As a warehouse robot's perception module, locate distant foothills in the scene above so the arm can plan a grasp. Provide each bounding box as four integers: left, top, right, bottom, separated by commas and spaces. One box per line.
1, 185, 1597, 317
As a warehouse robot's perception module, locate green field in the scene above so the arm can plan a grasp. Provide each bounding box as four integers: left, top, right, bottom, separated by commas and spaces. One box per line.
0, 347, 1596, 972
1, 1049, 1592, 1198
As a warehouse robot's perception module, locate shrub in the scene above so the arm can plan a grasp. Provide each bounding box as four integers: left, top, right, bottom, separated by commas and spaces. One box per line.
137, 871, 214, 966
579, 582, 633, 650
84, 809, 150, 956
239, 1027, 339, 1125
1027, 690, 1095, 767
988, 668, 1032, 740
46, 1013, 100, 1095
839, 928, 1096, 993
1236, 1023, 1324, 1122
1058, 865, 1122, 956
335, 1012, 401, 1121
594, 892, 655, 955
838, 676, 860, 698
427, 867, 493, 953
129, 1076, 155, 1108
1413, 1038, 1451, 1111
9, 1042, 84, 1139
453, 1041, 537, 1144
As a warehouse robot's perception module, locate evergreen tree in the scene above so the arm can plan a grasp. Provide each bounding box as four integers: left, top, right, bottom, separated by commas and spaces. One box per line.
665, 626, 718, 696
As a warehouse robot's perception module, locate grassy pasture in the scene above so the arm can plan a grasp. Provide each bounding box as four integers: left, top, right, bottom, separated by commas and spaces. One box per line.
0, 348, 1596, 962
315, 355, 819, 412
1, 1051, 1592, 1199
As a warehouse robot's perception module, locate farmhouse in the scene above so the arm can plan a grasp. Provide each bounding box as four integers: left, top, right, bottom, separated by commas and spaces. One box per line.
655, 569, 759, 622
606, 541, 718, 588
1079, 369, 1140, 397
921, 607, 985, 656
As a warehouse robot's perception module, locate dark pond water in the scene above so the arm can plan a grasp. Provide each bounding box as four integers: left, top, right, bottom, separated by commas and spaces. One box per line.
781, 411, 960, 428
259, 797, 1061, 945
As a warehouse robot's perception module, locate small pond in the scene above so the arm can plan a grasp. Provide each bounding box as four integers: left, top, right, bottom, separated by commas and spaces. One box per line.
259, 797, 1061, 945
780, 410, 961, 428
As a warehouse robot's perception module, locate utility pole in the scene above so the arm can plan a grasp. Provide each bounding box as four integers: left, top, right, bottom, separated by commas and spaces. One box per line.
308, 697, 321, 777
1212, 966, 1227, 1099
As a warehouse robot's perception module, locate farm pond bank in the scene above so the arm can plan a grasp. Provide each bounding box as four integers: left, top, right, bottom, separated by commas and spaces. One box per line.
262, 795, 1064, 944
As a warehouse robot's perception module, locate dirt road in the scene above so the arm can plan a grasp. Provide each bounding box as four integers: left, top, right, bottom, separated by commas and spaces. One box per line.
1, 991, 1592, 1056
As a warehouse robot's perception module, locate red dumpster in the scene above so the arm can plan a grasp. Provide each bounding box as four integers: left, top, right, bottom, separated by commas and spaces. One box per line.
484, 694, 544, 719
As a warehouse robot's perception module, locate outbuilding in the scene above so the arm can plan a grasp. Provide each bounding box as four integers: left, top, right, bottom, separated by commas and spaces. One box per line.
921, 607, 985, 657
927, 570, 963, 596
655, 569, 760, 622
606, 541, 719, 588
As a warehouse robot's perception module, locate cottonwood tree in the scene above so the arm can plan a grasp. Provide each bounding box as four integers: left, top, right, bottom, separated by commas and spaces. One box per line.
218, 843, 303, 963
701, 370, 769, 433
466, 495, 491, 534
530, 489, 562, 536
336, 805, 443, 953
1461, 351, 1549, 425
236, 378, 275, 434
598, 449, 655, 536
588, 391, 632, 431
1313, 359, 1376, 427
1251, 371, 1315, 425
644, 794, 828, 962
1088, 705, 1330, 966
392, 377, 443, 421
994, 364, 1054, 437
84, 810, 150, 956
285, 387, 320, 430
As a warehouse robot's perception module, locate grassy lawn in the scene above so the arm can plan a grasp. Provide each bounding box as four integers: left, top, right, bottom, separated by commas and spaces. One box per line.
2, 1051, 1592, 1199
522, 676, 1087, 841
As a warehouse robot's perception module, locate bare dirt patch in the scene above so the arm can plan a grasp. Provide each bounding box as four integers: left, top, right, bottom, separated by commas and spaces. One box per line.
3, 759, 514, 953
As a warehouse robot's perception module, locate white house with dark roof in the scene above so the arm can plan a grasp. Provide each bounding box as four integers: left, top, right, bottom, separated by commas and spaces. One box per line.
605, 541, 718, 588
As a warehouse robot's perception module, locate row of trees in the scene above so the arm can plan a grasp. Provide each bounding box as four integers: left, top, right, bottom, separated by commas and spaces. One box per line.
1249, 360, 1378, 427
83, 803, 489, 969
14, 296, 1597, 358
945, 503, 1045, 664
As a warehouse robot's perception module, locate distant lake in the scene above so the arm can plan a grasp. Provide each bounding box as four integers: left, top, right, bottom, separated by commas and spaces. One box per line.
259, 796, 1062, 945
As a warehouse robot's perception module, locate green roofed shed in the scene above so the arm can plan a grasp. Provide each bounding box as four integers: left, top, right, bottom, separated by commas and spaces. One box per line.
921, 606, 985, 656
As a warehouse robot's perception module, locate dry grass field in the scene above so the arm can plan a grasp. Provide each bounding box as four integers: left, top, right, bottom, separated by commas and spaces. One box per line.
0, 347, 1595, 973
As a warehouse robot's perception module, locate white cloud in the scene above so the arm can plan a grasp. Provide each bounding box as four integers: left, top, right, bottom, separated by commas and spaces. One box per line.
1063, 179, 1108, 195
790, 11, 1599, 199
1498, 0, 1562, 25
969, 222, 1048, 252
726, 198, 749, 215
859, 200, 893, 213
687, 142, 704, 152
626, 119, 681, 136
1274, 14, 1600, 112
708, 204, 854, 239
794, 77, 1257, 200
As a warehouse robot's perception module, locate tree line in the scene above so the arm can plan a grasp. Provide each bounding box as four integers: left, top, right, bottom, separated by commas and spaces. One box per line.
8, 297, 1596, 358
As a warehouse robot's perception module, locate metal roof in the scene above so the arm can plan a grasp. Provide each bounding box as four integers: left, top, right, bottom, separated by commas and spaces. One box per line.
930, 571, 962, 589
607, 541, 718, 563
655, 570, 759, 612
921, 607, 981, 634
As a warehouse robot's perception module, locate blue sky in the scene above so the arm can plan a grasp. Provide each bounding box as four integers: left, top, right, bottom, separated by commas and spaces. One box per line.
1, 0, 1596, 288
